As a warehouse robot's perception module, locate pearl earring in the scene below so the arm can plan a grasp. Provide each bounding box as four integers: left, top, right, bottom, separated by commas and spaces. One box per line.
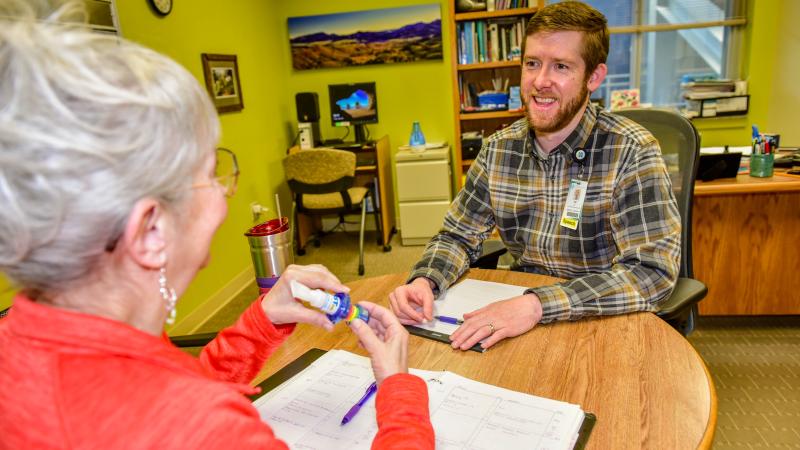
159, 267, 177, 325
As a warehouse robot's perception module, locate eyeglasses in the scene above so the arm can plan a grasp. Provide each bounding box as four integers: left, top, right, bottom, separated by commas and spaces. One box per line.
105, 147, 240, 252
192, 147, 240, 198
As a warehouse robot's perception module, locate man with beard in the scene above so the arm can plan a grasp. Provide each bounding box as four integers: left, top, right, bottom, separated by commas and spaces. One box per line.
389, 1, 681, 351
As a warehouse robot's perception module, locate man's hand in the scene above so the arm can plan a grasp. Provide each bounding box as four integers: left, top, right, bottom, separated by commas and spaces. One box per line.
388, 277, 435, 324
449, 293, 543, 350
348, 302, 408, 385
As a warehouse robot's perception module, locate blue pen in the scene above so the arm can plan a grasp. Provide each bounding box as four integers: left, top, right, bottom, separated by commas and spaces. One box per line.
435, 315, 464, 325
341, 382, 377, 425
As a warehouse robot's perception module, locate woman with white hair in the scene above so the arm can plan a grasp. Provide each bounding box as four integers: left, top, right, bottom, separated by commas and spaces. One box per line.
0, 2, 433, 448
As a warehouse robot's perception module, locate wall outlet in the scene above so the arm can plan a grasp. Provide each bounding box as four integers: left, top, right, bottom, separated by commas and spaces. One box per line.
250, 202, 268, 222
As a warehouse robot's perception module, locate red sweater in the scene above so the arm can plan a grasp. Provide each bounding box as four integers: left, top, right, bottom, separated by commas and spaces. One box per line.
0, 295, 434, 449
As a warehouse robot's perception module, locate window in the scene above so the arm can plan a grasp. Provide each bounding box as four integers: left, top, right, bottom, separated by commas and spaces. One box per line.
85, 0, 120, 35
548, 0, 746, 108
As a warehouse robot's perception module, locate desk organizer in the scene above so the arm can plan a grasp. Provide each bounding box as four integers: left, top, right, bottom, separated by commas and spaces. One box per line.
750, 153, 774, 178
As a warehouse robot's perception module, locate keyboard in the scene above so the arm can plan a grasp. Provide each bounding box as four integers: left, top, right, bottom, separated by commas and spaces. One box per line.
333, 143, 364, 150
774, 152, 800, 168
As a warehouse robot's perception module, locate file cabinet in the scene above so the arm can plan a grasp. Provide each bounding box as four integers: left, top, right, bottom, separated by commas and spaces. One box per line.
395, 146, 452, 245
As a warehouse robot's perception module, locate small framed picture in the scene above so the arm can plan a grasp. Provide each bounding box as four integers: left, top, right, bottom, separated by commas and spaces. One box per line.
201, 53, 244, 113
610, 88, 640, 111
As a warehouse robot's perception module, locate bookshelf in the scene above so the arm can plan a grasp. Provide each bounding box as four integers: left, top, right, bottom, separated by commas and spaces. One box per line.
448, 2, 543, 186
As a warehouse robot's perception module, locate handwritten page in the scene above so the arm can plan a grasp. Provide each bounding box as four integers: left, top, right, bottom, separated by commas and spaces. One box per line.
254, 350, 585, 450
426, 371, 584, 450
253, 350, 439, 448
413, 279, 529, 336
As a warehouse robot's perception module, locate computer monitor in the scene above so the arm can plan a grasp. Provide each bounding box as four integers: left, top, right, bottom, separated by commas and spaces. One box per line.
328, 82, 378, 143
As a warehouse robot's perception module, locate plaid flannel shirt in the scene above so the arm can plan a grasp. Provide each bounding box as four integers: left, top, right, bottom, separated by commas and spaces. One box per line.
409, 104, 681, 323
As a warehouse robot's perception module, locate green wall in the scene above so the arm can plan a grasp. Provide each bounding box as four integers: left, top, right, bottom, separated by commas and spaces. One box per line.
693, 0, 793, 147
767, 0, 800, 146
276, 1, 455, 158
0, 275, 11, 310
114, 0, 293, 326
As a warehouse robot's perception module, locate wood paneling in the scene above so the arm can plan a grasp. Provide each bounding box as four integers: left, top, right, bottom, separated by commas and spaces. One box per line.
255, 270, 716, 450
695, 173, 800, 196
693, 189, 800, 315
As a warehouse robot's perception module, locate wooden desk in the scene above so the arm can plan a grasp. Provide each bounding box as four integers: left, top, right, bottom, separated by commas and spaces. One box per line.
289, 136, 396, 252
256, 270, 717, 450
693, 172, 800, 315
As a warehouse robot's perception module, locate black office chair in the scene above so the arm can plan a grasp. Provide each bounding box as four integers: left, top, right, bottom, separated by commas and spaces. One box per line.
284, 148, 381, 276
470, 239, 507, 269
616, 108, 708, 336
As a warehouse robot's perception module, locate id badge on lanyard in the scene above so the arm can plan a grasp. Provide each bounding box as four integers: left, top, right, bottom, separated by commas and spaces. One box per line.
560, 179, 587, 230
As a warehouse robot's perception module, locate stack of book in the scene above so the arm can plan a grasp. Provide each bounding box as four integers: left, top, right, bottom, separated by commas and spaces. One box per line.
459, 76, 512, 112
457, 18, 526, 64
681, 79, 738, 100
681, 79, 748, 118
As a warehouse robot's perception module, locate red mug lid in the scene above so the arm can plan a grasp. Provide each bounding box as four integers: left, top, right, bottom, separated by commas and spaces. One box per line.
245, 217, 289, 236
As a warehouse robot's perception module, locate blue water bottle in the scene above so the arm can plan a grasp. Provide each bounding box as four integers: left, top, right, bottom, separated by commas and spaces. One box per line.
409, 121, 426, 149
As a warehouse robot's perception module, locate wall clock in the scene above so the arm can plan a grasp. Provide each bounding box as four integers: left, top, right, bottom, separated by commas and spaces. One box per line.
148, 0, 172, 16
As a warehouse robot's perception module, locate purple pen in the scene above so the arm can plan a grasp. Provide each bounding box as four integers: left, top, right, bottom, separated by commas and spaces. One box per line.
435, 315, 464, 325
341, 381, 378, 425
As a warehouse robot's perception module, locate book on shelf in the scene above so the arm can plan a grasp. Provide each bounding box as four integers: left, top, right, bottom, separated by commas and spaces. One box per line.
458, 17, 526, 64
494, 0, 530, 9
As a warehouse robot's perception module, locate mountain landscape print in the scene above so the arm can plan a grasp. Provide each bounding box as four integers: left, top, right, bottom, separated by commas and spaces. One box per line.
288, 4, 442, 70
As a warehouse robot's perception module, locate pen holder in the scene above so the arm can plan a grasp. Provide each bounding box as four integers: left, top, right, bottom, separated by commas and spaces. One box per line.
750, 154, 774, 178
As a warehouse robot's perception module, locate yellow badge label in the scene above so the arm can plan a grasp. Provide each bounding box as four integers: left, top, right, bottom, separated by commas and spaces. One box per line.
560, 217, 578, 229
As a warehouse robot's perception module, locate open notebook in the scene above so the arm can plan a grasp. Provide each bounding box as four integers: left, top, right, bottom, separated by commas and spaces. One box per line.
406, 279, 531, 353
252, 349, 595, 450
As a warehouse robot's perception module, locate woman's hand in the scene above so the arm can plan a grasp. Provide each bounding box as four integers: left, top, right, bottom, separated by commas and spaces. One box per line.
261, 264, 349, 331
348, 302, 408, 385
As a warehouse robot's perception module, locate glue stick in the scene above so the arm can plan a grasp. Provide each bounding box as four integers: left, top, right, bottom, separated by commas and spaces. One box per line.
289, 280, 369, 324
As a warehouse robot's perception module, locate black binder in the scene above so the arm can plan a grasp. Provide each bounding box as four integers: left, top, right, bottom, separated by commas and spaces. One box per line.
405, 325, 486, 353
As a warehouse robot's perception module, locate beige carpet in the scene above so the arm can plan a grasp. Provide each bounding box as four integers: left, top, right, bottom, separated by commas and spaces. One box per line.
688, 316, 800, 448
195, 230, 800, 448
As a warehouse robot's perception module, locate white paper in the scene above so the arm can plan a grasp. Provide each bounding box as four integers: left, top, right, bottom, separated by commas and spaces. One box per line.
398, 142, 448, 151
426, 372, 584, 450
700, 146, 752, 155
414, 279, 529, 336
254, 350, 440, 448
254, 349, 585, 450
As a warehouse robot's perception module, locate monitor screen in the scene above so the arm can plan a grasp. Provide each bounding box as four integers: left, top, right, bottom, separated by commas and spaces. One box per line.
328, 82, 378, 127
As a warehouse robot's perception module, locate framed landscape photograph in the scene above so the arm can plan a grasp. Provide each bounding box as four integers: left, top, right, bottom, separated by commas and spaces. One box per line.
288, 4, 442, 70
201, 53, 244, 113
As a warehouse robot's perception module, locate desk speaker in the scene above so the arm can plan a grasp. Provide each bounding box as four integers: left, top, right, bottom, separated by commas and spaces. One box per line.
295, 92, 319, 122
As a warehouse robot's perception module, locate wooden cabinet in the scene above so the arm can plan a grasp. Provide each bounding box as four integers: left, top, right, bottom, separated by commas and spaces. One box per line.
447, 2, 543, 187
692, 173, 800, 315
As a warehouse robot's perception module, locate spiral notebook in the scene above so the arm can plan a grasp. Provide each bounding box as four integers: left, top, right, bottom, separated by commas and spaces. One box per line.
405, 279, 530, 353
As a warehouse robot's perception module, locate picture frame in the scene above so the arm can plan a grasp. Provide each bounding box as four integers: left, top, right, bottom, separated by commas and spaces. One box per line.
288, 4, 442, 70
201, 53, 244, 113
